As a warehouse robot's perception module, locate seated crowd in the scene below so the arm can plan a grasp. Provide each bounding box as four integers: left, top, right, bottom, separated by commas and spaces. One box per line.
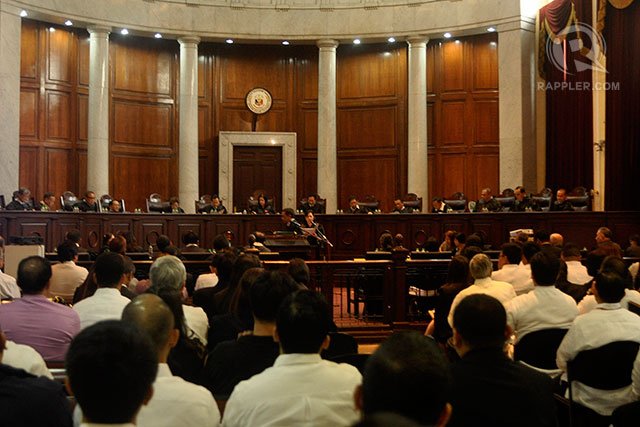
0, 223, 639, 426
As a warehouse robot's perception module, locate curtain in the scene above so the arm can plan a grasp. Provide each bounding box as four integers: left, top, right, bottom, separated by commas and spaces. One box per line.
604, 0, 640, 210
543, 0, 594, 193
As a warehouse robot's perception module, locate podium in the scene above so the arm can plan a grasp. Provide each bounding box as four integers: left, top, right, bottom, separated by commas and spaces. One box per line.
263, 233, 311, 260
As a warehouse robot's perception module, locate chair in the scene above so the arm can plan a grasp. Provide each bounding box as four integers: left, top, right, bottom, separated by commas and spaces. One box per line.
495, 195, 515, 212
501, 188, 515, 197
444, 192, 466, 212
612, 401, 640, 427
0, 194, 5, 209
146, 196, 169, 213
402, 193, 423, 212
60, 191, 78, 211
358, 195, 380, 213
329, 353, 370, 374
567, 186, 591, 211
567, 341, 640, 426
347, 267, 385, 317
532, 188, 553, 211
321, 332, 358, 359
513, 328, 568, 370
149, 193, 162, 203
98, 194, 126, 212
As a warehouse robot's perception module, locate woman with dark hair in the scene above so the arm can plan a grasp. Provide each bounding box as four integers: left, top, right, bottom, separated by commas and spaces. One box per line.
119, 231, 143, 253
207, 267, 265, 351
214, 254, 262, 315
303, 210, 326, 248
146, 286, 205, 384
439, 230, 456, 252
98, 233, 115, 255
250, 194, 275, 214
379, 232, 393, 252
426, 256, 471, 344
577, 255, 640, 314
108, 236, 127, 255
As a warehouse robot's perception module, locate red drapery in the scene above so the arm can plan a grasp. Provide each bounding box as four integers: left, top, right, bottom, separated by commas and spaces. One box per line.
543, 0, 594, 193
604, 0, 640, 210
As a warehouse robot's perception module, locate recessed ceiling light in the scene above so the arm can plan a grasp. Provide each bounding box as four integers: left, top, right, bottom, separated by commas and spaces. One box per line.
64, 20, 73, 26
455, 40, 461, 44
487, 27, 496, 32
490, 41, 497, 47
282, 40, 290, 45
20, 10, 28, 17
154, 33, 162, 39
353, 39, 361, 45
49, 27, 56, 33
388, 37, 396, 43
443, 32, 452, 39
120, 28, 129, 35
226, 38, 234, 44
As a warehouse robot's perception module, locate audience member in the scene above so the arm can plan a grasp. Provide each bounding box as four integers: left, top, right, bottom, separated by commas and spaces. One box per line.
72, 252, 130, 329
379, 232, 393, 252
356, 331, 452, 427
447, 253, 516, 327
0, 248, 20, 299
423, 236, 438, 252
156, 234, 172, 253
491, 243, 522, 284
534, 230, 561, 258
38, 192, 56, 211
510, 242, 541, 295
551, 188, 574, 211
550, 233, 564, 247
453, 232, 466, 255
557, 271, 640, 416
182, 230, 206, 252
48, 240, 89, 302
391, 199, 412, 214
449, 294, 556, 427
427, 256, 470, 344
473, 188, 502, 212
194, 255, 220, 291
0, 328, 72, 426
75, 191, 98, 212
2, 336, 53, 379
223, 290, 362, 426
515, 231, 530, 244
561, 243, 592, 285
202, 270, 300, 399
214, 253, 261, 315
439, 230, 456, 252
148, 255, 209, 347
108, 235, 127, 255
65, 320, 157, 425
505, 252, 578, 344
626, 234, 640, 258
555, 260, 590, 303
121, 294, 220, 426
577, 256, 640, 314
213, 233, 231, 251
300, 193, 325, 214
193, 251, 237, 319
5, 187, 33, 210
288, 258, 310, 287
595, 226, 614, 245
0, 256, 80, 361
460, 245, 483, 261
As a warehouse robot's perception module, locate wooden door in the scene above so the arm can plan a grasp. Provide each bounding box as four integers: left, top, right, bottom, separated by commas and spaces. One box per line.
233, 146, 282, 212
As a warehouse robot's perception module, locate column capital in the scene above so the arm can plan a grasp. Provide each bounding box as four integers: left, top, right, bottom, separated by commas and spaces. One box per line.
317, 39, 339, 50
178, 36, 201, 46
87, 25, 111, 36
406, 35, 429, 46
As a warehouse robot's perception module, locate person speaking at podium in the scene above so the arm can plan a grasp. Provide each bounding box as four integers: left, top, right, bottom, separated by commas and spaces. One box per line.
302, 211, 326, 247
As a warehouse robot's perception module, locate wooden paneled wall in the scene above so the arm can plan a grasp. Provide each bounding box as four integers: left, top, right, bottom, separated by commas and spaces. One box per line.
427, 33, 500, 203
19, 20, 89, 210
19, 23, 499, 212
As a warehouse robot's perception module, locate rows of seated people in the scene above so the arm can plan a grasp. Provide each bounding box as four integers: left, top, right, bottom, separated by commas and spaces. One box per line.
1, 225, 640, 426
1, 186, 592, 215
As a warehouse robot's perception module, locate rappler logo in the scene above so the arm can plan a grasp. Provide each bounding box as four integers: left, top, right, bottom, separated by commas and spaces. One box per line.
546, 22, 607, 75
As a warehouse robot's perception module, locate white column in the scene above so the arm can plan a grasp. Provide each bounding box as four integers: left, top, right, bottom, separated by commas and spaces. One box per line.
591, 0, 605, 211
498, 21, 537, 191
0, 2, 21, 200
87, 26, 111, 198
317, 39, 338, 214
178, 36, 200, 214
407, 36, 429, 211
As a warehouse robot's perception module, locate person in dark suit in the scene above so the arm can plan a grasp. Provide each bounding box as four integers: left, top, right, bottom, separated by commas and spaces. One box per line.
346, 196, 364, 214
37, 192, 56, 211
392, 199, 413, 214
299, 194, 325, 214
74, 191, 99, 212
163, 197, 185, 214
473, 188, 502, 212
199, 195, 227, 214
192, 251, 237, 320
281, 208, 303, 234
181, 230, 207, 252
551, 189, 574, 211
626, 234, 640, 258
448, 294, 556, 427
302, 210, 326, 247
250, 194, 275, 215
534, 230, 562, 259
513, 186, 539, 212
5, 187, 34, 210
431, 197, 449, 213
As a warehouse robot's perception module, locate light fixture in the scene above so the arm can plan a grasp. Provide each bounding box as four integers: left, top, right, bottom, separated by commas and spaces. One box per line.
64, 20, 73, 26
388, 37, 396, 43
20, 10, 28, 17
455, 40, 461, 44
487, 27, 496, 32
226, 38, 234, 44
120, 28, 129, 35
490, 41, 497, 47
154, 33, 162, 39
443, 32, 452, 39
282, 40, 290, 45
49, 27, 56, 33
353, 39, 361, 45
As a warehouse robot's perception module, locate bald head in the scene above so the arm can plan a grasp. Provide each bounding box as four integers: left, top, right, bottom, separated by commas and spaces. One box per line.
550, 233, 563, 247
122, 294, 174, 356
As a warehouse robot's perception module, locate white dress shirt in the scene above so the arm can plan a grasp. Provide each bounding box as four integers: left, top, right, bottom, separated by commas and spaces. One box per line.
74, 364, 220, 427
222, 353, 362, 427
578, 289, 640, 314
556, 302, 640, 415
506, 285, 579, 343
49, 261, 89, 302
0, 270, 20, 299
511, 264, 535, 295
195, 273, 219, 291
182, 304, 209, 346
73, 288, 131, 330
448, 277, 517, 327
2, 340, 53, 379
491, 264, 519, 283
565, 260, 592, 285
630, 262, 639, 282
